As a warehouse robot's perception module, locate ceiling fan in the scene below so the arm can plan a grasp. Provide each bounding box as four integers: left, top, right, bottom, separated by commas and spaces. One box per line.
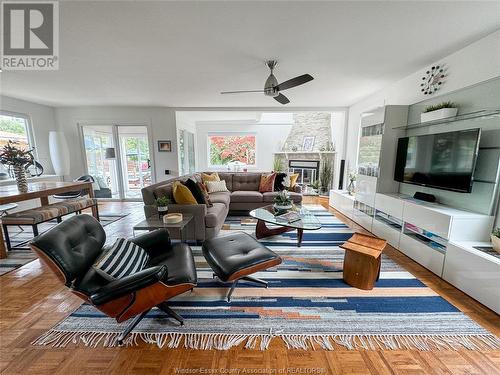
221, 60, 314, 105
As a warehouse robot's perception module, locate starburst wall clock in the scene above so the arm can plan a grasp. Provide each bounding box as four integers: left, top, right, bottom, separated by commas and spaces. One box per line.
420, 64, 446, 95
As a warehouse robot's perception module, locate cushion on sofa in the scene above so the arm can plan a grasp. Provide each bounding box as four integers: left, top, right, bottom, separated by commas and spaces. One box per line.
206, 180, 229, 193
274, 173, 287, 191
232, 173, 261, 191
173, 181, 197, 204
183, 178, 207, 205
209, 191, 231, 207
216, 172, 233, 191
205, 203, 227, 228
201, 172, 220, 184
153, 184, 173, 200
263, 191, 302, 203
259, 172, 276, 193
231, 191, 263, 203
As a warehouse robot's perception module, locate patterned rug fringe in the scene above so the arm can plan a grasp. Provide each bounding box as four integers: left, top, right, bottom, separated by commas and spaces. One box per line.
32, 330, 500, 351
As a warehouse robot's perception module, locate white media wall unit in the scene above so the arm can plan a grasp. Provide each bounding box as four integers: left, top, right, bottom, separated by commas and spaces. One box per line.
330, 190, 500, 277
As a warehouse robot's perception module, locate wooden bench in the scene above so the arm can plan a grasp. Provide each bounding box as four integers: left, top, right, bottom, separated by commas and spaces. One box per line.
1, 197, 99, 251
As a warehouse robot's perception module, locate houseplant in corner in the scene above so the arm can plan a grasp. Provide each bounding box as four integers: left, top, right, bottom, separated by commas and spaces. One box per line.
491, 227, 500, 254
0, 141, 34, 193
421, 101, 458, 122
274, 190, 293, 210
156, 196, 170, 217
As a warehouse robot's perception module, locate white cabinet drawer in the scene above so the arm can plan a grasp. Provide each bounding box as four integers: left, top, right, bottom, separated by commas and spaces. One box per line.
403, 202, 451, 239
443, 243, 500, 314
398, 234, 445, 276
375, 194, 404, 220
372, 220, 401, 248
352, 208, 373, 231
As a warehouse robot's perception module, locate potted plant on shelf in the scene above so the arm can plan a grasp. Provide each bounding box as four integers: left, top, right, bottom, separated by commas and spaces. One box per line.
156, 196, 170, 217
491, 227, 500, 254
421, 101, 458, 123
274, 190, 293, 210
0, 141, 34, 193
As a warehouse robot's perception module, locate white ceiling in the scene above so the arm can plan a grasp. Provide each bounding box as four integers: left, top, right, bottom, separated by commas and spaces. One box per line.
1, 1, 499, 108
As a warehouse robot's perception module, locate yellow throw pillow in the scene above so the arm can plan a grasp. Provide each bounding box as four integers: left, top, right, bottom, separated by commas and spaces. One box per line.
172, 181, 197, 204
289, 173, 299, 188
201, 172, 220, 184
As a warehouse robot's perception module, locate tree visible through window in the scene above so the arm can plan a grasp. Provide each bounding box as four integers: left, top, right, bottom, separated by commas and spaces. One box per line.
0, 114, 31, 149
208, 134, 256, 166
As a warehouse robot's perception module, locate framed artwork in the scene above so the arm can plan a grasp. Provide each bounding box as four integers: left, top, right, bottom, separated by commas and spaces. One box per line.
158, 140, 172, 152
302, 136, 315, 152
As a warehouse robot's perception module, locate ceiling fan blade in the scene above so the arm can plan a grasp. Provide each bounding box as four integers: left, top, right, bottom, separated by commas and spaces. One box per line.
274, 93, 290, 105
221, 90, 265, 94
276, 74, 314, 91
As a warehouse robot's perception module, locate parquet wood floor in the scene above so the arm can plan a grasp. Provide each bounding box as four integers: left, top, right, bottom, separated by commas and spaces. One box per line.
0, 198, 499, 375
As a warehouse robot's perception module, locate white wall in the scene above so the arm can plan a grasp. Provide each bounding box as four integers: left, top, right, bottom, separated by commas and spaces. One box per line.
345, 30, 500, 172
0, 95, 57, 174
54, 106, 178, 182
196, 123, 292, 172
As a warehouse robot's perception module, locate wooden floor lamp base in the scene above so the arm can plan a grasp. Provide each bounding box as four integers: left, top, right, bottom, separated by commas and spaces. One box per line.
255, 220, 304, 247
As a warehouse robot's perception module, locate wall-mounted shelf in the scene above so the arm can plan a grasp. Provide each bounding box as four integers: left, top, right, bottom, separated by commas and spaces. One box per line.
393, 109, 500, 130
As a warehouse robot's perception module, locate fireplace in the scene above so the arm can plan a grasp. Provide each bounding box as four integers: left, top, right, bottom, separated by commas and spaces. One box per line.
288, 160, 320, 185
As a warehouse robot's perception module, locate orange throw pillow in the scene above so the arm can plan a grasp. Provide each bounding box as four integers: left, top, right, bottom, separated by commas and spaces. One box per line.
259, 173, 276, 193
201, 172, 220, 184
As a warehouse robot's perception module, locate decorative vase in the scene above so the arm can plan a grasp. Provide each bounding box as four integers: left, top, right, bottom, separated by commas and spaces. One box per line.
14, 165, 28, 192
347, 180, 355, 195
491, 235, 500, 254
274, 203, 293, 211
158, 206, 168, 218
49, 131, 71, 176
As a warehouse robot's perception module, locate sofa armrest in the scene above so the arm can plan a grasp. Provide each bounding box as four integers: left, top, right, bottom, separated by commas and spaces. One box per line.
167, 204, 208, 241
131, 229, 171, 258
89, 265, 167, 306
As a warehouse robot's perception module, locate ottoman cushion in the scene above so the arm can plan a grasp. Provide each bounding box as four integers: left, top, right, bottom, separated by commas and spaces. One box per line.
202, 232, 281, 282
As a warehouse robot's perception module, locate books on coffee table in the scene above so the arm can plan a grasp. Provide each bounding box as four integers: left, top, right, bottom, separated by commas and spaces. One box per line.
275, 211, 301, 224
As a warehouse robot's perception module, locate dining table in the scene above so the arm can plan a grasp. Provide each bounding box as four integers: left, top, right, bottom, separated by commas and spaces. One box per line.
0, 181, 97, 259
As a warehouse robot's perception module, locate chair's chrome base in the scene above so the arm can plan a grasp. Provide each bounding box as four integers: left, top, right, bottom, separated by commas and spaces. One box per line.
117, 303, 185, 346
213, 273, 268, 302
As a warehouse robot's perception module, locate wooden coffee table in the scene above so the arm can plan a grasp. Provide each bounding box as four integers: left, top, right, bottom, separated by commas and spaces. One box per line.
249, 205, 322, 247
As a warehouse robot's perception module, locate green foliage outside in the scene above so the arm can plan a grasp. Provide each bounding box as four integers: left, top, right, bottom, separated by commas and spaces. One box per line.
0, 116, 26, 135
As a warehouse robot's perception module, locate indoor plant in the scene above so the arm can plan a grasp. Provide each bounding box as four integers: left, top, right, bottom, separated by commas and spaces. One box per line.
421, 101, 458, 122
319, 157, 333, 195
491, 227, 500, 254
156, 196, 170, 215
347, 171, 356, 195
274, 190, 293, 210
0, 141, 34, 193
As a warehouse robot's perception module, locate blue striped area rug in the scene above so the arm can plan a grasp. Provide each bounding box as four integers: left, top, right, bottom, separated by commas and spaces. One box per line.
33, 205, 500, 351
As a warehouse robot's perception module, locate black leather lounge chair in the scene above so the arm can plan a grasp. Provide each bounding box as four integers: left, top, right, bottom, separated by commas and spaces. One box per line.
30, 214, 197, 345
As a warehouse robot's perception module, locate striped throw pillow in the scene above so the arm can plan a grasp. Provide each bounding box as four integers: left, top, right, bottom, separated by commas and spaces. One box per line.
93, 238, 150, 280
205, 180, 228, 193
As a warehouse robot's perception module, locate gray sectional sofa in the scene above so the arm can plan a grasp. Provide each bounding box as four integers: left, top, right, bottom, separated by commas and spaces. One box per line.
141, 172, 302, 241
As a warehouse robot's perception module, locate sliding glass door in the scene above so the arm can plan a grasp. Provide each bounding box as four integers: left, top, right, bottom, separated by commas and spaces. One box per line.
118, 126, 152, 199
81, 125, 153, 200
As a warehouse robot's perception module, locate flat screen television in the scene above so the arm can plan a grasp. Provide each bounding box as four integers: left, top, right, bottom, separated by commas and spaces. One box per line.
394, 128, 481, 193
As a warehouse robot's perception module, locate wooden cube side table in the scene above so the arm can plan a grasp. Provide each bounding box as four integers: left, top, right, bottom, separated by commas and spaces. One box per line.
340, 233, 387, 290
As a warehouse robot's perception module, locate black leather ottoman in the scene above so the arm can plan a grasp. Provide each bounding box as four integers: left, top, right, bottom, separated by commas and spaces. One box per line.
202, 232, 282, 302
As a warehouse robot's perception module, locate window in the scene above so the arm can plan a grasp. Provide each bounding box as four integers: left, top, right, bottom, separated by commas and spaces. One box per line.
0, 113, 32, 150
208, 133, 256, 167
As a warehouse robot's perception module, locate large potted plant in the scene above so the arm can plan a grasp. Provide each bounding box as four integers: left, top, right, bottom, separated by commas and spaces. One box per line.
319, 158, 333, 195
274, 190, 293, 210
421, 101, 458, 122
0, 141, 34, 193
491, 227, 500, 254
